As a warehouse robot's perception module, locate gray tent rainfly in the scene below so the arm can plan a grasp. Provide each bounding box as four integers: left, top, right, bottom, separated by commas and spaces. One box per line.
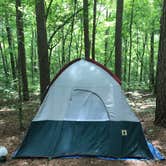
13, 59, 163, 160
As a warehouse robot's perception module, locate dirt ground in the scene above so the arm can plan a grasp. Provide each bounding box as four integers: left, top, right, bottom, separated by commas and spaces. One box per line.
0, 91, 166, 166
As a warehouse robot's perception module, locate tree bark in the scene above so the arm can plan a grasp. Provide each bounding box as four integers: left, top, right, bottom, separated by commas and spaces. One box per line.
115, 0, 123, 80
16, 0, 29, 101
155, 0, 166, 127
83, 0, 90, 59
35, 0, 50, 101
91, 0, 97, 60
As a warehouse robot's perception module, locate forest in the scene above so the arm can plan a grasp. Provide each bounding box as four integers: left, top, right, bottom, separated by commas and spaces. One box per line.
0, 0, 166, 165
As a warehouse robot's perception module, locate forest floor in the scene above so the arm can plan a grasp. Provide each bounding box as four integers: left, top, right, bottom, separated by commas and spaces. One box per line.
0, 91, 166, 166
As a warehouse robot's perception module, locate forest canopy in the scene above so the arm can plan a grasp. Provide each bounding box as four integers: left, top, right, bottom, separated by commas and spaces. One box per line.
0, 0, 162, 99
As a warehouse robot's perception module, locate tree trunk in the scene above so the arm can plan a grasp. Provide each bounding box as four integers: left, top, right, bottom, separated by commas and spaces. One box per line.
35, 0, 50, 101
115, 0, 123, 80
91, 0, 97, 60
136, 29, 139, 80
68, 0, 77, 62
104, 10, 110, 66
16, 0, 29, 101
79, 17, 83, 57
123, 39, 128, 82
104, 28, 109, 66
83, 0, 90, 59
140, 34, 147, 83
0, 42, 8, 80
31, 28, 34, 83
75, 32, 80, 57
5, 14, 16, 80
149, 30, 155, 90
155, 0, 166, 127
34, 30, 38, 73
128, 0, 134, 85
61, 28, 66, 66
17, 59, 23, 130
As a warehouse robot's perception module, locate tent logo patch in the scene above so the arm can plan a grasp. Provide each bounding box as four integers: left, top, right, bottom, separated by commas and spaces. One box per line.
121, 130, 127, 136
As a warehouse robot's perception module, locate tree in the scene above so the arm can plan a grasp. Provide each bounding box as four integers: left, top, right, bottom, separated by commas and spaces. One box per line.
68, 0, 77, 62
115, 0, 124, 80
83, 0, 90, 59
104, 10, 110, 66
0, 0, 162, 95
16, 0, 29, 101
61, 27, 66, 66
91, 0, 97, 60
123, 39, 128, 82
5, 13, 16, 80
155, 0, 166, 127
128, 0, 134, 85
35, 0, 50, 101
0, 42, 8, 80
139, 33, 147, 83
149, 28, 155, 90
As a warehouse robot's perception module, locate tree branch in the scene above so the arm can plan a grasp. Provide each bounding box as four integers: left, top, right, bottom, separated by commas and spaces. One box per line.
46, 0, 53, 20
48, 8, 83, 46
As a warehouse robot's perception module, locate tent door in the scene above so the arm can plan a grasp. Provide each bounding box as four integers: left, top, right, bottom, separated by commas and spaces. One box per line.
65, 89, 110, 121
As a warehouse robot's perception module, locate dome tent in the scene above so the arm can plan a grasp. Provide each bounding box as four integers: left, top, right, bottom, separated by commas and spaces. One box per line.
13, 59, 163, 159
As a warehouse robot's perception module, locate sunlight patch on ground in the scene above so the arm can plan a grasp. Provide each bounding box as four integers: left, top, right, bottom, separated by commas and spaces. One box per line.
140, 104, 155, 110
124, 160, 153, 166
152, 140, 163, 150
0, 119, 5, 125
127, 91, 156, 114
0, 107, 14, 112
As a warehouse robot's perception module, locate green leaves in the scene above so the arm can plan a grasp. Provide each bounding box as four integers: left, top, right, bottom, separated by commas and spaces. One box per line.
0, 0, 161, 93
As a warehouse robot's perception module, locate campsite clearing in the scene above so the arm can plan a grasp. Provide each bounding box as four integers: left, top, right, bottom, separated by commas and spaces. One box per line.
0, 91, 165, 166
